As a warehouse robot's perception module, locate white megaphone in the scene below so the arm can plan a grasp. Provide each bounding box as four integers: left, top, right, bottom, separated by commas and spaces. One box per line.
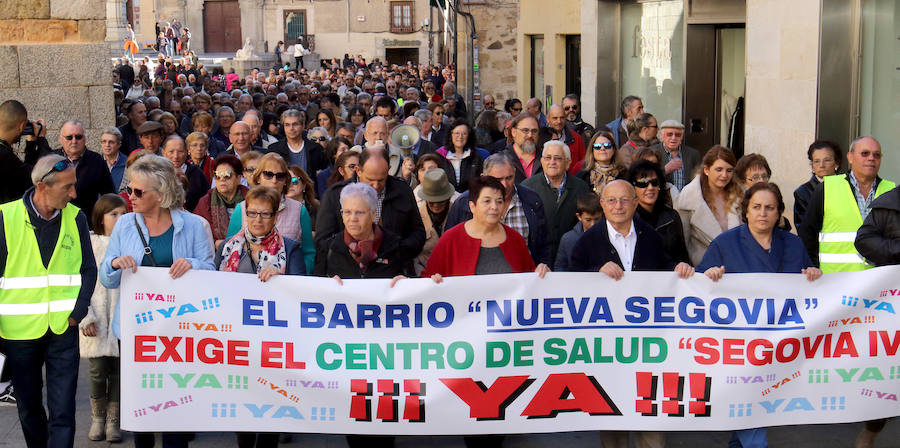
388, 124, 421, 177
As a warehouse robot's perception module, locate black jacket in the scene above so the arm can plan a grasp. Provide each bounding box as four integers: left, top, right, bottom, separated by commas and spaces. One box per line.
0, 139, 35, 204
0, 188, 96, 324
118, 123, 141, 156
793, 175, 820, 230
799, 173, 889, 266
266, 138, 327, 177
438, 149, 484, 193
569, 216, 676, 272
315, 176, 426, 268
855, 186, 900, 267
49, 149, 116, 223
520, 173, 590, 266
183, 163, 210, 212
635, 204, 691, 265
313, 226, 411, 279
445, 184, 551, 265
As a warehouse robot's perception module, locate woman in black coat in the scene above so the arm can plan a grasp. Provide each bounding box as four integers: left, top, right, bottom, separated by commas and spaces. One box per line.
626, 160, 691, 264
435, 122, 484, 193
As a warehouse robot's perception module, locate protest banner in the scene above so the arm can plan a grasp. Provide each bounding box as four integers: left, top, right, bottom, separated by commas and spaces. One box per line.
120, 266, 900, 434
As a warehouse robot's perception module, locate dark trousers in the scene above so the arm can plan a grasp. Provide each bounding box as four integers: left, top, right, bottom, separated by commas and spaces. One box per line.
236, 432, 279, 447
1, 326, 79, 448
134, 432, 190, 448
295, 56, 303, 71
88, 356, 120, 401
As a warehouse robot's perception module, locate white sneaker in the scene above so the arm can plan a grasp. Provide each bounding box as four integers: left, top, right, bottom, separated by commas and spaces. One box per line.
0, 383, 16, 407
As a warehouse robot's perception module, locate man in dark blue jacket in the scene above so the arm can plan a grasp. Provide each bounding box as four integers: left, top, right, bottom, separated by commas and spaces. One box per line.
570, 180, 694, 279
446, 153, 551, 266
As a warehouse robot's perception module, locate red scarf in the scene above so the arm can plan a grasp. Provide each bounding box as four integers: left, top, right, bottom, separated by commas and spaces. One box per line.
344, 225, 383, 271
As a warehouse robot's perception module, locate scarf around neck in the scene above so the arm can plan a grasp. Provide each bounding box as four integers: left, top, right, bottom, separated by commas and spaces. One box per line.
220, 226, 287, 274
209, 187, 244, 240
344, 225, 383, 271
590, 165, 619, 193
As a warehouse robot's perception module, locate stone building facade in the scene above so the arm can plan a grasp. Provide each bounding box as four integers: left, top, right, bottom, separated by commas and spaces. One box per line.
0, 0, 114, 152
449, 0, 519, 106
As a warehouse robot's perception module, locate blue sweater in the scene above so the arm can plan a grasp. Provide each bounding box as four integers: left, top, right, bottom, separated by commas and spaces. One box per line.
697, 224, 813, 274
100, 209, 215, 338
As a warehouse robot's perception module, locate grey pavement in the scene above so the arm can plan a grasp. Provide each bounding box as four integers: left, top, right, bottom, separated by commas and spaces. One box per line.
0, 361, 897, 447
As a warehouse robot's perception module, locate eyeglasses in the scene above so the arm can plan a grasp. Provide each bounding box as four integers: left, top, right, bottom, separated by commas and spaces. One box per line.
291, 176, 300, 185
593, 142, 614, 150
748, 174, 770, 182
511, 107, 523, 113
126, 186, 146, 198
634, 178, 660, 188
39, 160, 70, 182
310, 136, 329, 142
63, 134, 84, 141
602, 197, 635, 206
541, 155, 566, 162
811, 157, 835, 166
246, 210, 276, 219
515, 127, 539, 135
451, 132, 469, 137
261, 170, 289, 182
244, 166, 258, 174
214, 170, 234, 181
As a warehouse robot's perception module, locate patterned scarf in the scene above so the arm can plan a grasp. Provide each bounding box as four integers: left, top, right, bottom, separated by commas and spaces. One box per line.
344, 225, 383, 271
220, 226, 287, 274
209, 187, 245, 241
590, 165, 620, 194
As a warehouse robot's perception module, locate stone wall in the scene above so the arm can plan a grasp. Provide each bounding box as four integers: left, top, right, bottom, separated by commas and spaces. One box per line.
455, 0, 519, 104
0, 0, 113, 153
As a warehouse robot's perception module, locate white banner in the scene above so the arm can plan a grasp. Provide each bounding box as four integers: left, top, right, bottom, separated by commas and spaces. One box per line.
120, 266, 900, 434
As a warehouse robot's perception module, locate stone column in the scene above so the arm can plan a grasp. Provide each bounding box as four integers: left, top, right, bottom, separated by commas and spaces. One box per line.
239, 0, 265, 52
185, 0, 204, 52
106, 0, 127, 43
744, 0, 821, 222
0, 0, 114, 151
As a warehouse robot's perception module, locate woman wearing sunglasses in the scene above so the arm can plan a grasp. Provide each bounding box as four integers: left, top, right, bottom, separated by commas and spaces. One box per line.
286, 165, 319, 231
225, 153, 315, 273
626, 160, 690, 264
194, 155, 248, 248
576, 129, 625, 195
100, 155, 214, 448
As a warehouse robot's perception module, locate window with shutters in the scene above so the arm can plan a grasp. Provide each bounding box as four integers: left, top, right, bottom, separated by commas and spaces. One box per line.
390, 1, 414, 33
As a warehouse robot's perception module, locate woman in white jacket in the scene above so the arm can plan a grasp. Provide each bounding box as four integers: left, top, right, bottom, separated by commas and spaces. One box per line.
80, 194, 128, 442
674, 145, 743, 265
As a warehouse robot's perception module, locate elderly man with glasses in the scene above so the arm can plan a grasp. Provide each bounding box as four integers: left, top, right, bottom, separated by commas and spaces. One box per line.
650, 120, 700, 192
45, 121, 116, 224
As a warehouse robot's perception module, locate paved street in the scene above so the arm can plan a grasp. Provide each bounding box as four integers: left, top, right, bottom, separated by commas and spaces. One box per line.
0, 361, 896, 447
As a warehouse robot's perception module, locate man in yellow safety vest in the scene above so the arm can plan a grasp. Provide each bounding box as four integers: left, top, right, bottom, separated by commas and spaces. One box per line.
799, 136, 895, 273
0, 154, 96, 448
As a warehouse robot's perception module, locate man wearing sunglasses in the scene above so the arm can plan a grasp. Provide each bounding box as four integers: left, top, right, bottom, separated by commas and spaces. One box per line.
47, 121, 115, 224
561, 94, 595, 145
0, 154, 97, 448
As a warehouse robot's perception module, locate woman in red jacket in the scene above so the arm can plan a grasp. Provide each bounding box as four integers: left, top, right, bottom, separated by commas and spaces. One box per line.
423, 176, 550, 279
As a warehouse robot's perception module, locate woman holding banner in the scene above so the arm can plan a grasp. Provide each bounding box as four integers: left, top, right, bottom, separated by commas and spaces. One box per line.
698, 182, 822, 448
100, 154, 215, 448
215, 185, 305, 446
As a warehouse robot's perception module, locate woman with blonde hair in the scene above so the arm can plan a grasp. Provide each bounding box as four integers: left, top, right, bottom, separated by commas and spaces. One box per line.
674, 145, 743, 265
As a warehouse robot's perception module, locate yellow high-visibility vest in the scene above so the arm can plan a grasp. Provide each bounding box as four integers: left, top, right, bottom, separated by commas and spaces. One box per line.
0, 200, 82, 340
819, 175, 895, 273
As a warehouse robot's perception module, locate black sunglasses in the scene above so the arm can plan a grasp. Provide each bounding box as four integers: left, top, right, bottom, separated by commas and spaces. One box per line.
126, 186, 146, 198
634, 178, 661, 188
261, 170, 289, 182
39, 160, 70, 182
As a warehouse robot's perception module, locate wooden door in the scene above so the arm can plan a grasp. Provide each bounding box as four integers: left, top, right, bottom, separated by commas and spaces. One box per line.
203, 1, 242, 53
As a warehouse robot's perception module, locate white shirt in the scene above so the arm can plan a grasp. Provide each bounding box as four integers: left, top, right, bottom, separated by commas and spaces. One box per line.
606, 219, 637, 272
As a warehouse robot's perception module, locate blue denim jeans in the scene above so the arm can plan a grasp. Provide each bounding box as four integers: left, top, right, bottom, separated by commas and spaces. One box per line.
1, 326, 79, 448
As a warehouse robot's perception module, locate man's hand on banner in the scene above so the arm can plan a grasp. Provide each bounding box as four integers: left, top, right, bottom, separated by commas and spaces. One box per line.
534, 264, 550, 278
389, 275, 407, 287
599, 261, 625, 280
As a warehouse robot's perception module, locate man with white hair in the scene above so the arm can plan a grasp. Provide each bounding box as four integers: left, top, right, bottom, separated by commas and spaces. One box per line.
522, 140, 590, 266
0, 154, 97, 448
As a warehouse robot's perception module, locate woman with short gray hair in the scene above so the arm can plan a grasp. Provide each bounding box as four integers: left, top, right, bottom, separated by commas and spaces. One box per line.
314, 182, 412, 288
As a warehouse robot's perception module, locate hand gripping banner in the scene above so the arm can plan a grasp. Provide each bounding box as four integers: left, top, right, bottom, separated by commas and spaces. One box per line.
120, 266, 900, 434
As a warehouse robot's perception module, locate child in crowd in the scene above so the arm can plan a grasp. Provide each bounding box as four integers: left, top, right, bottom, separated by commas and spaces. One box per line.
554, 193, 604, 272
79, 194, 128, 442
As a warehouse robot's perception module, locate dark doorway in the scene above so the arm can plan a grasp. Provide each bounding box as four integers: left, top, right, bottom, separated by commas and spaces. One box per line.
126, 0, 134, 27
683, 23, 746, 156
565, 35, 581, 98
385, 48, 419, 65
203, 0, 242, 53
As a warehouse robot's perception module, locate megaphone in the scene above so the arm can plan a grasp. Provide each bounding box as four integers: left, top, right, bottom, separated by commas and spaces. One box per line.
387, 124, 420, 177
389, 124, 420, 156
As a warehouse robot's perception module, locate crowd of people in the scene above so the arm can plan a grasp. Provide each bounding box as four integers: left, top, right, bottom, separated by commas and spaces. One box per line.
0, 51, 896, 448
